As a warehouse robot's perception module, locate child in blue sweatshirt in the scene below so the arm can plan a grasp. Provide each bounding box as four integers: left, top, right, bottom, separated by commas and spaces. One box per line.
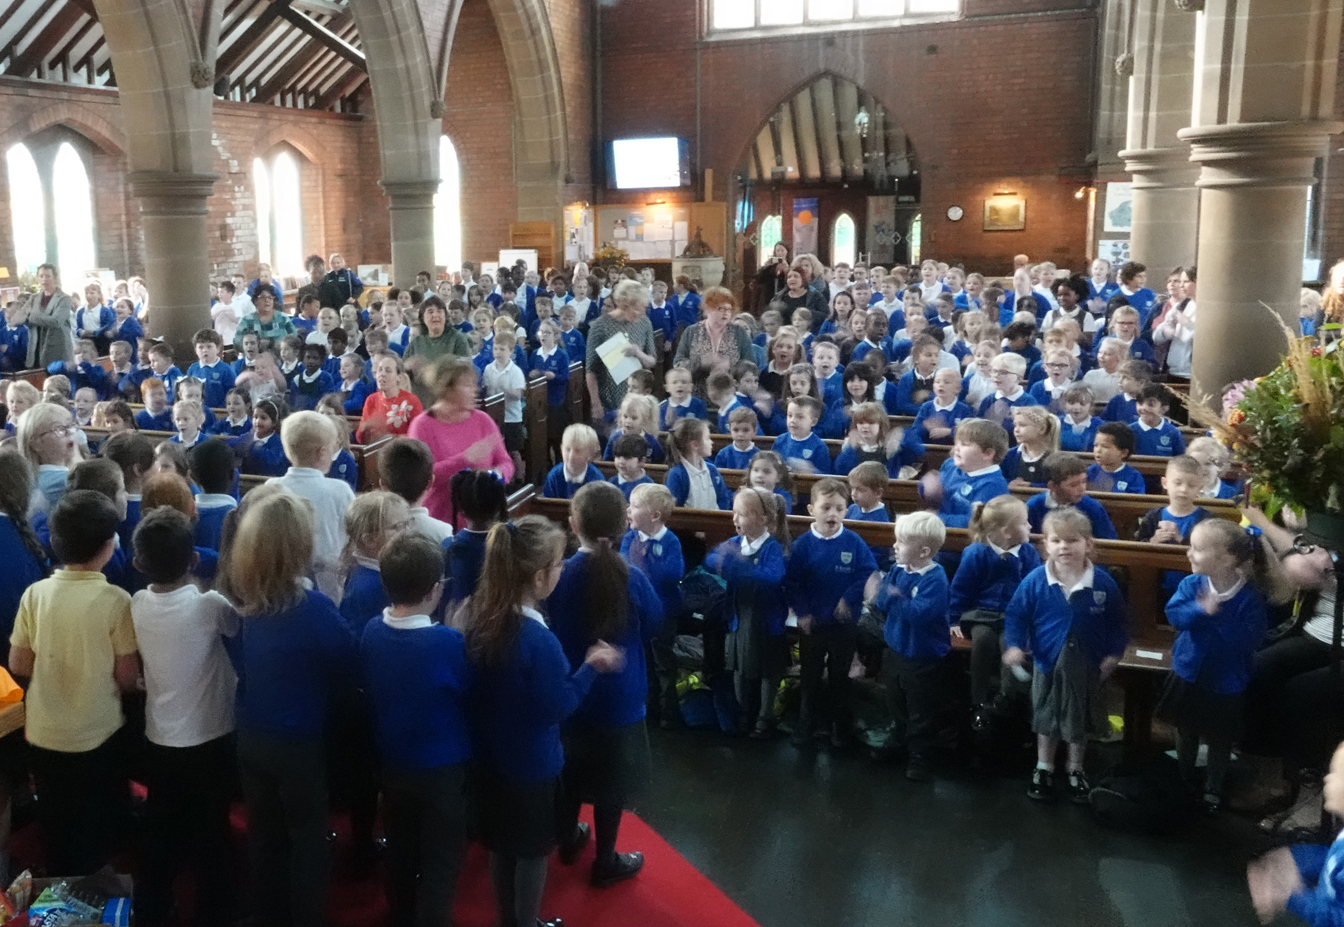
713, 407, 762, 471
1130, 383, 1186, 459
360, 533, 472, 926
135, 378, 175, 432
912, 368, 974, 445
658, 367, 707, 431
871, 512, 952, 781
542, 423, 605, 499
464, 516, 622, 927
608, 434, 654, 500
1004, 508, 1127, 804
705, 488, 790, 737
187, 437, 239, 552
1100, 359, 1151, 423
1087, 423, 1147, 495
1155, 519, 1281, 812
621, 484, 684, 725
1057, 386, 1102, 452
441, 469, 508, 612
528, 320, 571, 461
927, 418, 1012, 529
290, 343, 335, 412
977, 353, 1041, 445
1026, 453, 1118, 541
949, 495, 1041, 730
239, 399, 291, 477
338, 492, 409, 635
785, 478, 878, 748
772, 396, 833, 476
602, 393, 664, 464
549, 483, 664, 888
832, 403, 923, 480
664, 417, 733, 510
185, 329, 236, 409
888, 336, 945, 416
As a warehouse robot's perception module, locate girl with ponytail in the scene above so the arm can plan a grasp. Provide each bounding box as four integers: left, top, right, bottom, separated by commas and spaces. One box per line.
441, 468, 510, 616
0, 450, 50, 661
465, 514, 622, 927
706, 487, 791, 738
548, 481, 664, 888
1155, 519, 1292, 813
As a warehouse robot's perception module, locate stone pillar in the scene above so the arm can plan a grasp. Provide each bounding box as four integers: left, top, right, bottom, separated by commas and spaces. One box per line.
1117, 0, 1199, 272
1179, 122, 1341, 393
381, 179, 439, 287
129, 171, 218, 360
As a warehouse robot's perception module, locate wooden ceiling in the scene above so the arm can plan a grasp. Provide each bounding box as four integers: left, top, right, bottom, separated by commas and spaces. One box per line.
745, 74, 915, 190
0, 0, 368, 111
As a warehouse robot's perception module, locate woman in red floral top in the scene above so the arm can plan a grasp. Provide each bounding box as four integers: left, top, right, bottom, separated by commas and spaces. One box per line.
356, 352, 424, 443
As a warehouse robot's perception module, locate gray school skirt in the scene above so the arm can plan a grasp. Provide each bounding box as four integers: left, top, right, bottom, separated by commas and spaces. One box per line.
1031, 631, 1102, 745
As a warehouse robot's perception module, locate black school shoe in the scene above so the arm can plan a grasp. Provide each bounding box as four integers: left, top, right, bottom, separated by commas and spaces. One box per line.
1067, 770, 1092, 805
1028, 768, 1055, 801
557, 822, 590, 865
592, 850, 645, 887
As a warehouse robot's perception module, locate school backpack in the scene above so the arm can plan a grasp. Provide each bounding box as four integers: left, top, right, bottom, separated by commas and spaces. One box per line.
678, 566, 728, 629
1088, 753, 1197, 835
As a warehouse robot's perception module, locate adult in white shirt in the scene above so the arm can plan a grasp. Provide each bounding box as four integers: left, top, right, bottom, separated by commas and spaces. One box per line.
1154, 267, 1196, 379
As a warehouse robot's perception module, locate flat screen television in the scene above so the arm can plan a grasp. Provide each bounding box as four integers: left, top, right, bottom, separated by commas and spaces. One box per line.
606, 137, 691, 190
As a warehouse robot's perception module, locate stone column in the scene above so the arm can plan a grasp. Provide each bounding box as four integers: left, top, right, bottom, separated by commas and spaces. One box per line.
129, 171, 218, 360
1179, 122, 1341, 393
1117, 0, 1199, 272
381, 179, 439, 287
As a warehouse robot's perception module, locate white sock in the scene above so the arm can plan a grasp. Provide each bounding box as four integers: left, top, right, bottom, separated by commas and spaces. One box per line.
1036, 761, 1053, 772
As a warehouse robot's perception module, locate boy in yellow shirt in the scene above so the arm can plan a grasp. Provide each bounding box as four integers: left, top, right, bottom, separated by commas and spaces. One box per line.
10, 489, 139, 875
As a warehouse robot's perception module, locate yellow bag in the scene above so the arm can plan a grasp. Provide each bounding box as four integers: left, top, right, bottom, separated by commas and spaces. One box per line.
0, 669, 23, 706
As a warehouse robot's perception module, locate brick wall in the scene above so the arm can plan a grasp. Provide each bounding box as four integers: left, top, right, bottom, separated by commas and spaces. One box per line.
599, 3, 1098, 281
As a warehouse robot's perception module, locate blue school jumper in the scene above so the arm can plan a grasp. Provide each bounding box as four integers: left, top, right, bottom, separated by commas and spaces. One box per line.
948, 542, 1043, 617
648, 302, 677, 346
658, 397, 707, 431
339, 561, 388, 635
912, 399, 973, 444
621, 527, 685, 617
547, 554, 664, 728
1058, 415, 1101, 452
817, 370, 844, 406
1096, 336, 1156, 367
385, 326, 411, 355
670, 291, 702, 333
185, 360, 236, 408
705, 534, 789, 637
833, 435, 922, 479
785, 528, 877, 626
999, 446, 1048, 486
772, 431, 833, 474
0, 323, 28, 373
0, 514, 46, 649
609, 473, 654, 500
846, 504, 893, 570
932, 462, 1010, 529
340, 378, 375, 416
443, 529, 489, 605
45, 359, 108, 396
542, 462, 605, 499
109, 317, 143, 364
468, 611, 597, 782
665, 460, 733, 510
241, 431, 290, 476
1088, 279, 1120, 303
977, 390, 1041, 440
850, 339, 892, 368
139, 365, 184, 401
293, 316, 317, 337
1116, 287, 1157, 326
211, 416, 252, 438
1166, 575, 1267, 695
290, 368, 334, 411
1025, 494, 1118, 540
559, 327, 586, 362
1131, 418, 1186, 458
328, 448, 358, 491
528, 347, 571, 406
716, 396, 763, 436
1087, 463, 1146, 495
231, 357, 255, 377
885, 338, 913, 368
1102, 392, 1136, 423
1027, 379, 1074, 412
235, 589, 358, 740
714, 443, 759, 470
1285, 833, 1344, 926
888, 370, 938, 417
135, 408, 175, 431
360, 613, 471, 771
194, 494, 237, 551
1004, 565, 1128, 675
75, 303, 115, 342
874, 563, 952, 660
603, 430, 665, 465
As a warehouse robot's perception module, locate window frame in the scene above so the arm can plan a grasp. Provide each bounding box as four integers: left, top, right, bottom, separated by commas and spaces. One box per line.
705, 0, 958, 40
758, 214, 783, 267
253, 146, 305, 280
5, 142, 46, 279
434, 134, 462, 273
830, 211, 856, 268
51, 141, 96, 288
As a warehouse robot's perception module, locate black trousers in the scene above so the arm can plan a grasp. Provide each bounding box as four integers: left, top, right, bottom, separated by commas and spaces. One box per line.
136, 735, 236, 927
238, 732, 329, 927
881, 651, 944, 760
799, 623, 858, 735
383, 763, 468, 927
29, 731, 129, 876
1244, 632, 1344, 771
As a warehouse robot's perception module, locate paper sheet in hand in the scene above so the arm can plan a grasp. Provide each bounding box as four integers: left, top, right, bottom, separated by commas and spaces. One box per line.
596, 332, 641, 385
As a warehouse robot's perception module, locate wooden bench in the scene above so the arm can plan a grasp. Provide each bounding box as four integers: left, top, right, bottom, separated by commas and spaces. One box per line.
512, 486, 1190, 752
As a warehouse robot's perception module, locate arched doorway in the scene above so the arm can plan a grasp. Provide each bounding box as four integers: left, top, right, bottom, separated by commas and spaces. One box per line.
735, 73, 920, 308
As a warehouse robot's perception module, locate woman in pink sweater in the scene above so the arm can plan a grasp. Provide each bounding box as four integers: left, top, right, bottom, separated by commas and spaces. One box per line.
407, 356, 514, 522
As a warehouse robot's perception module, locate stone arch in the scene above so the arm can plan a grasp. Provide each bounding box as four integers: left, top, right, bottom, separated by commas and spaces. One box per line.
252, 124, 324, 166
0, 102, 127, 157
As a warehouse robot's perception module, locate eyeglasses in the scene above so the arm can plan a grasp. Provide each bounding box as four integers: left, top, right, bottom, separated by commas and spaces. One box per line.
37, 425, 76, 440
1044, 362, 1071, 370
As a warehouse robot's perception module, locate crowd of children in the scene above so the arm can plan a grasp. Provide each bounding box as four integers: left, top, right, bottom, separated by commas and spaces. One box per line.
0, 251, 1335, 925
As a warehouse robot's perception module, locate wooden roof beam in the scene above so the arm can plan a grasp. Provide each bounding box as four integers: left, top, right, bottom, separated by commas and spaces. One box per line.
275, 5, 362, 71
215, 0, 288, 76
10, 2, 87, 77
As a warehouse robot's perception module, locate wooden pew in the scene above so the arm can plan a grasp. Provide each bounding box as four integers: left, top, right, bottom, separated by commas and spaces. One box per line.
565, 361, 586, 428
524, 375, 550, 486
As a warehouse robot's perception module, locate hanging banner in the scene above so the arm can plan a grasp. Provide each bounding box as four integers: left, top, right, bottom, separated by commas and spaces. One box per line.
792, 197, 818, 256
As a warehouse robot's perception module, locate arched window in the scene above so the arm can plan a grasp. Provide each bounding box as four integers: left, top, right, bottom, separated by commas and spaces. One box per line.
758, 214, 782, 266
52, 143, 95, 286
831, 213, 856, 267
909, 213, 922, 265
253, 148, 304, 278
434, 135, 462, 272
5, 143, 44, 277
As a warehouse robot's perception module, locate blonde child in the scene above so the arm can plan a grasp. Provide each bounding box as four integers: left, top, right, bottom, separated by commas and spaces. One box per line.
1082, 337, 1124, 403
1029, 349, 1079, 412
169, 399, 207, 449
1059, 385, 1101, 453
1186, 436, 1238, 500
315, 394, 360, 491
5, 380, 39, 431
951, 311, 989, 367
273, 411, 355, 601
658, 367, 706, 431
748, 449, 796, 512
338, 491, 411, 633
1001, 405, 1060, 487
962, 340, 1000, 408
1005, 508, 1127, 803
665, 417, 732, 511
17, 402, 80, 510
978, 353, 1039, 440
603, 393, 663, 464
834, 402, 919, 479
483, 331, 526, 478
542, 423, 603, 499
307, 306, 341, 346
761, 326, 803, 397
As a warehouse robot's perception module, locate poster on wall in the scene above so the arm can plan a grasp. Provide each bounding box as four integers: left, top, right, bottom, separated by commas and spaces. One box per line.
1103, 182, 1133, 233
793, 198, 819, 256
1098, 239, 1130, 264
867, 196, 896, 264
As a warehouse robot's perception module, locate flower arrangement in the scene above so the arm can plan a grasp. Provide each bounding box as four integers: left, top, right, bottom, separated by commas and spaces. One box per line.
1198, 315, 1344, 520
592, 245, 629, 268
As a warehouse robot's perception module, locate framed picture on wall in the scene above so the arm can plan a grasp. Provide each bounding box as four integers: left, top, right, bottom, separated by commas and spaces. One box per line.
983, 196, 1026, 231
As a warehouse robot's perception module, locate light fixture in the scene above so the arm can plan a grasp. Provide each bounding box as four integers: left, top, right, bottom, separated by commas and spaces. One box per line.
1074, 185, 1091, 200
854, 107, 870, 138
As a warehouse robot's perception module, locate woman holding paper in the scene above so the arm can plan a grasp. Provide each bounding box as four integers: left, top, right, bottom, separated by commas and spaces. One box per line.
586, 279, 657, 423
673, 286, 754, 402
